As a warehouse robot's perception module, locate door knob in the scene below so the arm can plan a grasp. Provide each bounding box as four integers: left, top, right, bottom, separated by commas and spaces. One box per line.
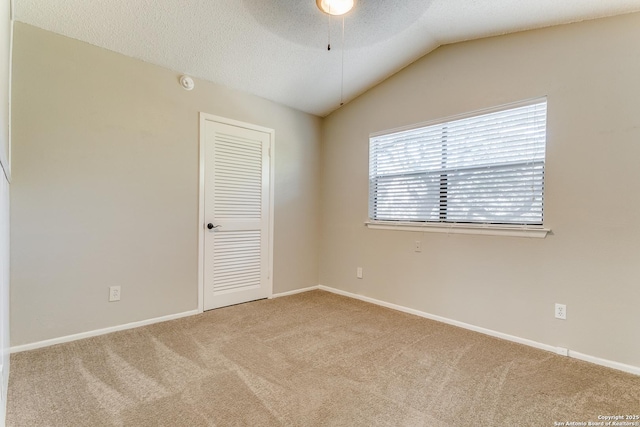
207, 223, 221, 230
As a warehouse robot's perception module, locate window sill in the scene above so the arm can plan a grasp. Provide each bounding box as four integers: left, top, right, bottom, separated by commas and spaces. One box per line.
365, 221, 550, 238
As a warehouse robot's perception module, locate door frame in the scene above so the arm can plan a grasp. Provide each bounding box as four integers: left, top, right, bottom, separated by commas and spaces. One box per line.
197, 112, 275, 313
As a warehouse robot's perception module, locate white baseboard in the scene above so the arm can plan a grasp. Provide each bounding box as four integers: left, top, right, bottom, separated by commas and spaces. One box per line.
568, 350, 640, 376
270, 286, 319, 299
10, 309, 200, 354
10, 287, 639, 376
317, 285, 640, 376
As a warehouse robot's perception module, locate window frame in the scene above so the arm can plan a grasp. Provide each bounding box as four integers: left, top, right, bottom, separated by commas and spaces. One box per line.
366, 97, 550, 238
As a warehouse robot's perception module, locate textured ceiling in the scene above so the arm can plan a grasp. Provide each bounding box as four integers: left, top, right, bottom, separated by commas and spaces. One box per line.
14, 0, 640, 117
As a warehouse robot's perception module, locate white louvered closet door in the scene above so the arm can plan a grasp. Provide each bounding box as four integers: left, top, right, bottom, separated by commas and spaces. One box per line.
204, 120, 271, 310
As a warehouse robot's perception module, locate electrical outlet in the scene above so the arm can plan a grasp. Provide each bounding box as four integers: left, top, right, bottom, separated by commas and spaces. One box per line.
109, 286, 121, 302
555, 303, 566, 320
356, 267, 363, 279
414, 240, 422, 252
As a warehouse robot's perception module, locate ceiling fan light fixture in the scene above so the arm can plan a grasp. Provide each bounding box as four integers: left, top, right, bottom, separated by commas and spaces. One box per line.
316, 0, 355, 16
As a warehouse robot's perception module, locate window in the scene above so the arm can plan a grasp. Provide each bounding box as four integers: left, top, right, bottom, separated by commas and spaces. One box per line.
368, 99, 547, 226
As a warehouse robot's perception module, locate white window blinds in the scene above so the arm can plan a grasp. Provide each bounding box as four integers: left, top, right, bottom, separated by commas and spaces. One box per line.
369, 100, 547, 225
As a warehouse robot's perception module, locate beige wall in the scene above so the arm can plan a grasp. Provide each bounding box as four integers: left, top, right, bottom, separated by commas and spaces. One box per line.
320, 13, 640, 367
0, 0, 9, 177
11, 23, 321, 346
0, 0, 10, 420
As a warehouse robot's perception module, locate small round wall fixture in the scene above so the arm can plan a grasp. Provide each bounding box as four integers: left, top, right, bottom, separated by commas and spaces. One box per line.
179, 75, 195, 91
316, 0, 354, 16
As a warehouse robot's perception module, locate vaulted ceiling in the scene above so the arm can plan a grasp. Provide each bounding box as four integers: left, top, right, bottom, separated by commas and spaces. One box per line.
15, 0, 640, 116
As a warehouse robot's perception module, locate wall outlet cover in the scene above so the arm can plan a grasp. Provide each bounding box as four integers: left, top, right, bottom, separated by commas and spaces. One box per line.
109, 286, 121, 302
555, 303, 566, 320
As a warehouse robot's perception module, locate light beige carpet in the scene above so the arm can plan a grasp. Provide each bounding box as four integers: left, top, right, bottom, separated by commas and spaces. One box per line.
7, 290, 640, 426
